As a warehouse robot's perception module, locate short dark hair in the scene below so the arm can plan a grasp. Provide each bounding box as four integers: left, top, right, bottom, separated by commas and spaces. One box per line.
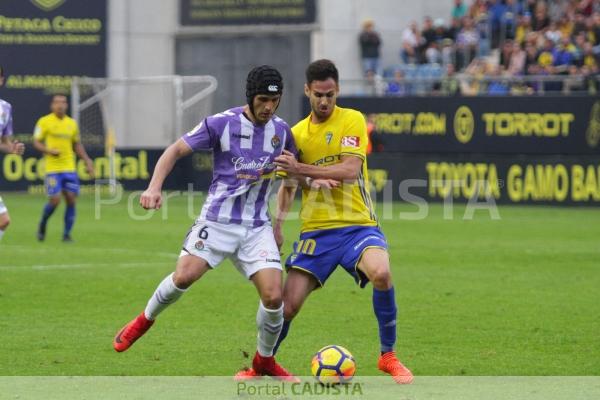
52, 93, 68, 101
0, 66, 4, 77
305, 59, 339, 84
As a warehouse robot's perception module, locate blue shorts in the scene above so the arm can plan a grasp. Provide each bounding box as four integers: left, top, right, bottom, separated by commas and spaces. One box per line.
46, 172, 80, 196
285, 225, 388, 288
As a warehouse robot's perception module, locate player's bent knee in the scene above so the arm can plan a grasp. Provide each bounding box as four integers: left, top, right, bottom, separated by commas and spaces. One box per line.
172, 271, 194, 289
283, 301, 300, 320
261, 290, 282, 309
370, 267, 393, 289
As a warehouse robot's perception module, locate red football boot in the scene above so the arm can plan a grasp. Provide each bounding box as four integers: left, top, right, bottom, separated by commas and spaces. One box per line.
113, 312, 154, 352
235, 352, 300, 383
378, 351, 413, 384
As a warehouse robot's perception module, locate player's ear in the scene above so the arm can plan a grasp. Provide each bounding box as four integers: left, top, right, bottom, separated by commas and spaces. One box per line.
304, 83, 310, 97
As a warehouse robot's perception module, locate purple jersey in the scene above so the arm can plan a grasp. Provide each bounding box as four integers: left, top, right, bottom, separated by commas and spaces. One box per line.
0, 99, 13, 138
182, 106, 297, 227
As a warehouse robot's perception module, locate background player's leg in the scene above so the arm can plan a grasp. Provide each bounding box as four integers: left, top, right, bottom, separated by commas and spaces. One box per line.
357, 248, 396, 352
273, 269, 319, 355
251, 268, 283, 357
38, 195, 60, 241
62, 191, 77, 241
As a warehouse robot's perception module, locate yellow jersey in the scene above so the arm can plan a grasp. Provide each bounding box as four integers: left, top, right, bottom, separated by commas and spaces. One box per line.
33, 113, 80, 174
292, 106, 377, 232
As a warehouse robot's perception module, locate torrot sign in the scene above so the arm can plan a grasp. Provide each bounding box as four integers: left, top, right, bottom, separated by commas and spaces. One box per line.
334, 96, 600, 155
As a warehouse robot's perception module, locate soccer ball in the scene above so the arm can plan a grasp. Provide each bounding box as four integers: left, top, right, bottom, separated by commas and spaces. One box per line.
311, 345, 356, 384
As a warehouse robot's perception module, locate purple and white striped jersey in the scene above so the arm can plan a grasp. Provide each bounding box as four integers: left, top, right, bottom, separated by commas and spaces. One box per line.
182, 106, 297, 227
0, 99, 13, 138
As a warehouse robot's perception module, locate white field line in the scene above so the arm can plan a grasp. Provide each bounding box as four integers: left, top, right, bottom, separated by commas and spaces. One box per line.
1, 244, 176, 259
0, 262, 170, 271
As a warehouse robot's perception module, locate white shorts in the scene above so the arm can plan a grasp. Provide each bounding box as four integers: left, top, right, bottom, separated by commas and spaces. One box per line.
180, 219, 282, 279
0, 196, 7, 215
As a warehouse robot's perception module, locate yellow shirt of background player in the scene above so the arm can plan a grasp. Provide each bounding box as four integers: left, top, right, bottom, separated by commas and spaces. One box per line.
33, 113, 80, 174
292, 106, 377, 233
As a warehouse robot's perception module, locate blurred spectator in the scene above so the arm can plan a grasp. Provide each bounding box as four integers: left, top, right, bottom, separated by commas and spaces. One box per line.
537, 38, 556, 73
573, 12, 587, 36
532, 1, 551, 31
425, 43, 442, 64
487, 64, 510, 95
525, 42, 541, 74
469, 0, 488, 21
456, 16, 480, 69
558, 15, 574, 39
515, 13, 533, 44
546, 21, 562, 44
500, 40, 514, 70
364, 70, 386, 96
447, 17, 462, 41
441, 38, 457, 66
452, 0, 468, 20
385, 70, 408, 96
359, 19, 382, 76
366, 114, 384, 153
582, 41, 599, 71
578, 0, 594, 17
572, 32, 588, 66
460, 58, 486, 95
507, 41, 526, 75
437, 63, 462, 95
552, 36, 576, 73
401, 21, 422, 64
433, 18, 449, 43
420, 16, 438, 63
584, 17, 597, 44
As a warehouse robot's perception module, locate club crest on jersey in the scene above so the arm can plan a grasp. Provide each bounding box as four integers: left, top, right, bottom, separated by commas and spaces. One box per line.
271, 135, 281, 148
325, 132, 333, 145
31, 0, 65, 11
195, 240, 205, 250
341, 136, 360, 148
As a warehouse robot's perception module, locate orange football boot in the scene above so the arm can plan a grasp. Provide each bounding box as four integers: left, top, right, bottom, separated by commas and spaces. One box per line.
113, 312, 154, 352
378, 351, 414, 384
234, 352, 300, 383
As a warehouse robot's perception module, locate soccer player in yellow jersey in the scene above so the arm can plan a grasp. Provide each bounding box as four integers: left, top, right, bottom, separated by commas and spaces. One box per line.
274, 60, 412, 383
33, 94, 94, 242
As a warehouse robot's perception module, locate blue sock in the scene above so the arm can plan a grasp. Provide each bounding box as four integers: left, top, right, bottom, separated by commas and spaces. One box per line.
272, 319, 291, 356
64, 205, 75, 236
373, 286, 397, 353
40, 203, 57, 230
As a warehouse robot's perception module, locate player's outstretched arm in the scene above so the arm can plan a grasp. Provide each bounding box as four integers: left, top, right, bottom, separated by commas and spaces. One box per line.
275, 150, 362, 182
140, 138, 192, 210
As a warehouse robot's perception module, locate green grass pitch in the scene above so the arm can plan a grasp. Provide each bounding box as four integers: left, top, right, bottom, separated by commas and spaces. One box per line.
0, 192, 599, 376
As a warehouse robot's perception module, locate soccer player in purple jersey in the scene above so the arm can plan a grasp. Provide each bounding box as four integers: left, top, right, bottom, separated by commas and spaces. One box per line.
0, 66, 25, 242
113, 66, 299, 381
